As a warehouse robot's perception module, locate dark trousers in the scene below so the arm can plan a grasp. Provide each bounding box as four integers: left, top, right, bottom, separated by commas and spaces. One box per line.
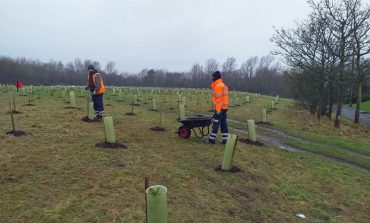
92, 94, 104, 117
209, 109, 228, 143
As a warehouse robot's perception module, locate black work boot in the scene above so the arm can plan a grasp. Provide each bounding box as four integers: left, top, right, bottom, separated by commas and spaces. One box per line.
93, 116, 103, 121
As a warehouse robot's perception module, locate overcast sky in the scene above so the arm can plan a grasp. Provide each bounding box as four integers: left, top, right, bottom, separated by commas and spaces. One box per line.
0, 0, 311, 73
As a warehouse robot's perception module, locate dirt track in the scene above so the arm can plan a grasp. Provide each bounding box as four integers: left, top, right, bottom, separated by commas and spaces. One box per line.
226, 118, 370, 173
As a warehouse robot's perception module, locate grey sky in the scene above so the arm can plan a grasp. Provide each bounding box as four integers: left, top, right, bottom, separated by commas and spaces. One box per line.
0, 0, 311, 73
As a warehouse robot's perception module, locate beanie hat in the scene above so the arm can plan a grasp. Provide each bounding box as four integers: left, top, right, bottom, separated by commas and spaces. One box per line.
88, 65, 96, 72
212, 71, 221, 80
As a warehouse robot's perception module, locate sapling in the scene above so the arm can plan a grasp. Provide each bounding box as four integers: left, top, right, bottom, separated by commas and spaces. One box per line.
27, 91, 33, 105
12, 90, 17, 112
146, 185, 168, 223
9, 102, 15, 132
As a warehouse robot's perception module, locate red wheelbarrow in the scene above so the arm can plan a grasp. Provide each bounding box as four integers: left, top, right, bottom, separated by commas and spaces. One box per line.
176, 114, 216, 139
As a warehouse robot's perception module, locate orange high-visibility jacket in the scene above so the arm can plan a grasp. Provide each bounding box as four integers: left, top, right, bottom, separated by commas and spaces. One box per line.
88, 73, 105, 94
211, 79, 229, 112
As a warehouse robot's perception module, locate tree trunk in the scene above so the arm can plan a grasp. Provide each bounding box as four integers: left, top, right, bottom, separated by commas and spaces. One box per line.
327, 86, 333, 119
354, 82, 362, 124
335, 88, 343, 128
349, 85, 353, 107
354, 51, 362, 124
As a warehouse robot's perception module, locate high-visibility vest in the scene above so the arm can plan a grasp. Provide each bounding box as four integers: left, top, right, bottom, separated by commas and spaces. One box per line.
88, 73, 105, 94
211, 79, 229, 112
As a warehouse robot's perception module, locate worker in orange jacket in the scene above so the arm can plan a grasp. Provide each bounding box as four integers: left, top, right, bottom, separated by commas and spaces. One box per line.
87, 65, 105, 120
208, 71, 229, 144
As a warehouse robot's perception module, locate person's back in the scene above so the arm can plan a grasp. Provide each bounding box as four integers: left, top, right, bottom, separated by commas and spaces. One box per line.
208, 71, 229, 144
87, 65, 105, 120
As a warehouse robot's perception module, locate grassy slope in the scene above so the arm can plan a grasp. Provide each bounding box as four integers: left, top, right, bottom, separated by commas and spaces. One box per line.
362, 100, 370, 113
0, 88, 369, 222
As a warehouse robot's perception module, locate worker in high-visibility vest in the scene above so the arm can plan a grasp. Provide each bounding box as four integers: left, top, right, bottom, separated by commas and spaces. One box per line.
208, 71, 229, 144
87, 65, 105, 120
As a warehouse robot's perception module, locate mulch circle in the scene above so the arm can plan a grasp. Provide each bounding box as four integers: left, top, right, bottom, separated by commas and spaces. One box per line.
239, 138, 264, 146
7, 111, 22, 114
125, 112, 136, 116
214, 165, 242, 173
169, 108, 175, 110
95, 142, 128, 149
115, 163, 126, 169
149, 127, 166, 132
81, 116, 101, 123
6, 130, 26, 137
255, 121, 274, 126
23, 104, 35, 106
148, 109, 158, 112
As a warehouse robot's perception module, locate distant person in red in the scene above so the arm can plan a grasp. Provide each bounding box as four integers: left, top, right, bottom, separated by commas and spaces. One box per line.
16, 81, 23, 92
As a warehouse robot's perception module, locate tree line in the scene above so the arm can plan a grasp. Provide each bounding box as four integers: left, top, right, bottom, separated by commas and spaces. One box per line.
0, 55, 291, 97
272, 0, 370, 127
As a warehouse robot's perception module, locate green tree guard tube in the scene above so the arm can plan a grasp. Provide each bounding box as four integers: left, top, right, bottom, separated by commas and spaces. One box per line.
182, 96, 186, 107
104, 116, 116, 144
9, 102, 15, 132
229, 98, 234, 107
271, 100, 275, 110
179, 104, 186, 119
221, 134, 238, 170
262, 109, 267, 122
118, 91, 122, 100
134, 95, 139, 105
235, 97, 239, 106
247, 120, 257, 142
88, 102, 95, 120
146, 185, 168, 223
152, 98, 157, 110
69, 91, 76, 107
246, 96, 250, 103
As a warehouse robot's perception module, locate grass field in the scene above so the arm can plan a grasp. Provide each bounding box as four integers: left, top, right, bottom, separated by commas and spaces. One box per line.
0, 86, 369, 222
362, 100, 370, 113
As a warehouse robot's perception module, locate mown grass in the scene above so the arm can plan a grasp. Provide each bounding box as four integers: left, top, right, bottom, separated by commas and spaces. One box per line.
362, 100, 370, 113
0, 87, 369, 222
286, 140, 370, 170
270, 103, 370, 157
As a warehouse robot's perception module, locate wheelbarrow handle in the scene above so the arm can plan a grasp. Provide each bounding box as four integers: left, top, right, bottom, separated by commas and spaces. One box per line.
209, 114, 217, 122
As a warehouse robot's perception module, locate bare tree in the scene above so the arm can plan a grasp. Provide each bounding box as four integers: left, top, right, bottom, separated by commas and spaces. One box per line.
105, 61, 117, 75
350, 1, 370, 123
222, 57, 237, 73
310, 0, 361, 127
240, 56, 258, 78
204, 58, 219, 74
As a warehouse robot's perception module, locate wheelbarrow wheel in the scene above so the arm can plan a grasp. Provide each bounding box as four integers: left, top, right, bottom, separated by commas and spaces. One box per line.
178, 125, 191, 139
